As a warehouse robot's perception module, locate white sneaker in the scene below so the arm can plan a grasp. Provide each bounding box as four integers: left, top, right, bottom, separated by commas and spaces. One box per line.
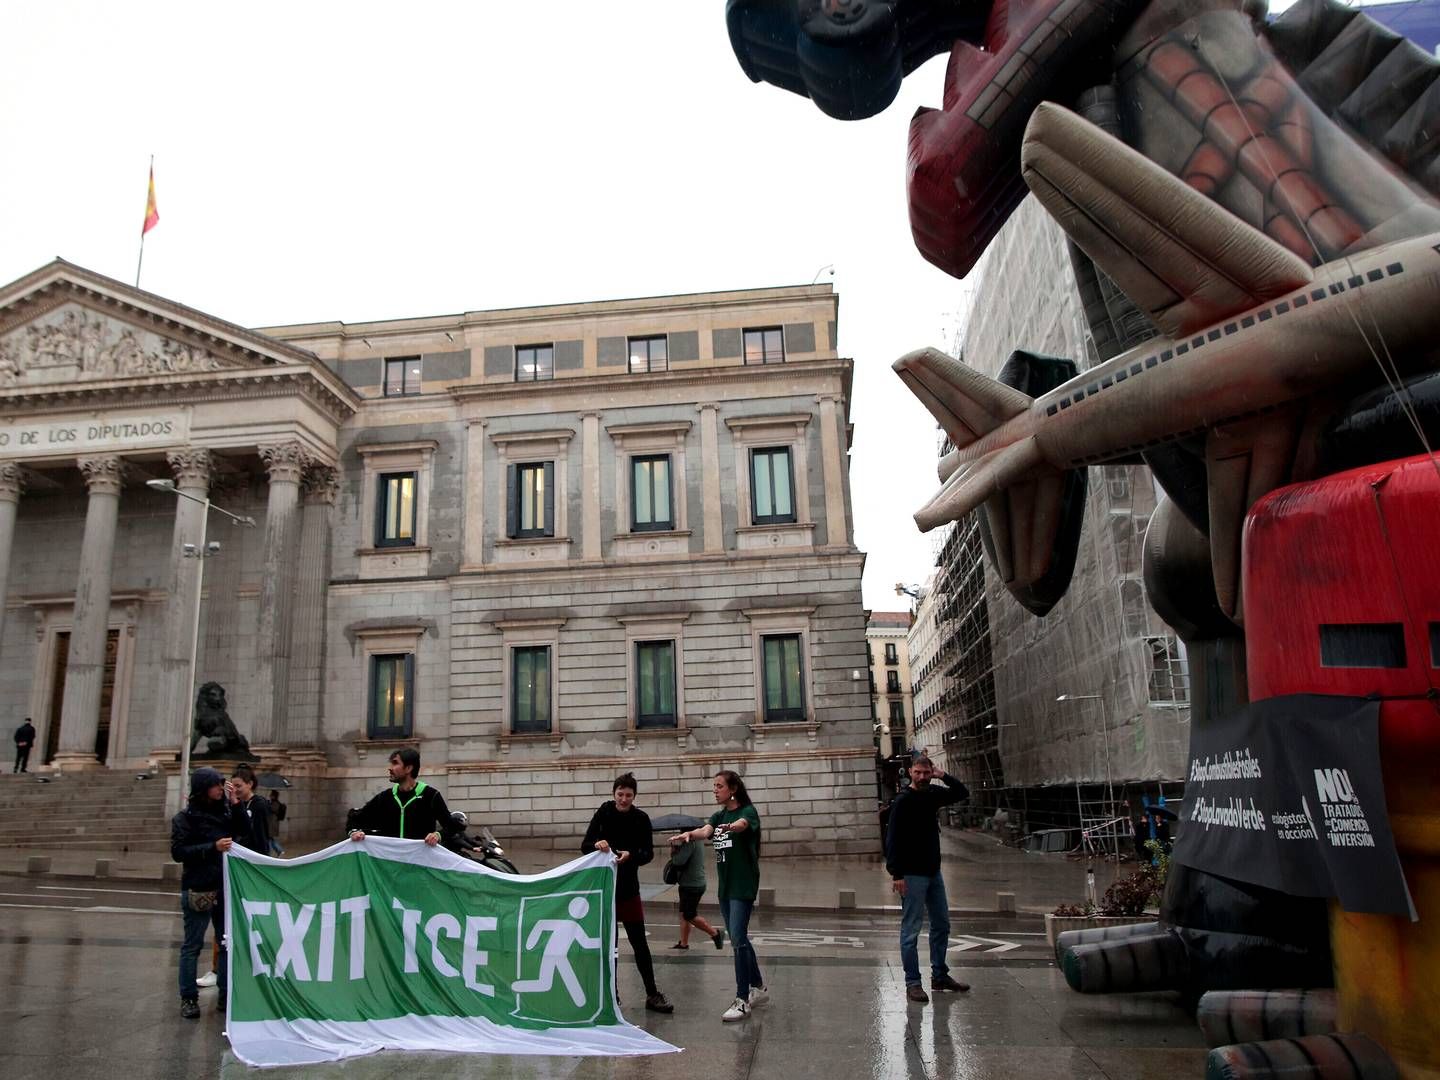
196, 971, 218, 988
747, 984, 770, 1007
722, 997, 752, 1023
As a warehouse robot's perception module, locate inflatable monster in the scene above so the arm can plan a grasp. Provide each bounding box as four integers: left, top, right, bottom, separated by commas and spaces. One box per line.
726, 1, 1440, 1075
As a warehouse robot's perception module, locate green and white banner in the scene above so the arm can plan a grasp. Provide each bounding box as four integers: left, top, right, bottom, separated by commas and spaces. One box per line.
222, 838, 679, 1067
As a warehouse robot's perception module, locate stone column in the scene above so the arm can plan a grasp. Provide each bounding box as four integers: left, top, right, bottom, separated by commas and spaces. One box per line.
817, 394, 850, 548
0, 462, 23, 660
287, 465, 338, 748
153, 449, 211, 757
251, 441, 307, 748
54, 455, 124, 770
698, 403, 722, 552
580, 412, 601, 560
461, 420, 486, 570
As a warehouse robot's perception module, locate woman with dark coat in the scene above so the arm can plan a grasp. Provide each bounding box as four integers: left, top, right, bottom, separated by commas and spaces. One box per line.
170, 766, 241, 1019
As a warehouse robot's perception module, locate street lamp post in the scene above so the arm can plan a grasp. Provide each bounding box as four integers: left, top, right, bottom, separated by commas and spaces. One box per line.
147, 478, 256, 808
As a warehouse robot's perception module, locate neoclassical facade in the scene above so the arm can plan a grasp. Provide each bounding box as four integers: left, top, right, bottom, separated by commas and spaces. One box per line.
0, 261, 875, 855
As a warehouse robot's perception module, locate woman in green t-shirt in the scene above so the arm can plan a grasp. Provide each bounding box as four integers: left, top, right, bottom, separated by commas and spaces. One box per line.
670, 770, 768, 1022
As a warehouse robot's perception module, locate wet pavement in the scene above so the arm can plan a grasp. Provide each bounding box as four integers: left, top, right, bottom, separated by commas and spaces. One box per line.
0, 837, 1207, 1080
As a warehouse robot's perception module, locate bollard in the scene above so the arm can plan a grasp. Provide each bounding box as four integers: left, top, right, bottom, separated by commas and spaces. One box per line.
95, 858, 114, 878
27, 855, 52, 874
997, 891, 1016, 915
161, 863, 181, 884
839, 888, 857, 909
758, 886, 775, 908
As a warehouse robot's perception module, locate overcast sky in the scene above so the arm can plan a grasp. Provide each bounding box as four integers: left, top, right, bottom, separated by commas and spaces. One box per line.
1, 3, 983, 610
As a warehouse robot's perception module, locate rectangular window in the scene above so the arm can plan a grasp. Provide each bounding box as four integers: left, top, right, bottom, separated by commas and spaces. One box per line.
628, 335, 668, 375
375, 471, 417, 547
368, 654, 414, 738
884, 642, 898, 664
886, 670, 901, 693
1320, 623, 1407, 669
511, 646, 551, 733
515, 344, 554, 382
889, 700, 904, 724
750, 447, 795, 524
383, 356, 422, 396
635, 640, 677, 728
890, 734, 907, 758
743, 327, 784, 364
507, 462, 555, 538
1145, 635, 1190, 705
631, 455, 673, 532
762, 633, 805, 722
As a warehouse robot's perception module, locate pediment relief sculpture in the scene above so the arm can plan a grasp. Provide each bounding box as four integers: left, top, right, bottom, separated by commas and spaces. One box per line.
0, 303, 249, 387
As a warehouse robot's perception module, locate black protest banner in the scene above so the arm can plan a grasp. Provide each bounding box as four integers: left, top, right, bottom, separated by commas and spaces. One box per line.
1172, 695, 1413, 918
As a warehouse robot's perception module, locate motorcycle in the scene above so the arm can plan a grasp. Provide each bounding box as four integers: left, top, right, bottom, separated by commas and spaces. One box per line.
445, 811, 520, 875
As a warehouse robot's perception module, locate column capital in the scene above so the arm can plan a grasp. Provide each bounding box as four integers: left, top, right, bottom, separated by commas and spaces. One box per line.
166, 447, 212, 491
0, 461, 23, 503
301, 464, 340, 505
259, 441, 309, 485
696, 402, 720, 414
78, 455, 125, 496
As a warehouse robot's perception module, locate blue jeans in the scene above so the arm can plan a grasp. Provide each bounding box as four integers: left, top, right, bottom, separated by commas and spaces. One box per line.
899, 873, 951, 986
719, 897, 764, 1001
178, 888, 227, 1000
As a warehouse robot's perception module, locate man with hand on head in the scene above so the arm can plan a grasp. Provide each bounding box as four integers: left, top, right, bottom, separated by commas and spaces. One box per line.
348, 748, 463, 847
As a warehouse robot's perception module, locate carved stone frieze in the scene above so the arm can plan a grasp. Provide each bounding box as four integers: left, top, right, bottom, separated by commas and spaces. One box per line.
166, 448, 212, 491
302, 464, 341, 504
259, 441, 309, 485
0, 461, 23, 502
0, 303, 232, 387
78, 454, 125, 496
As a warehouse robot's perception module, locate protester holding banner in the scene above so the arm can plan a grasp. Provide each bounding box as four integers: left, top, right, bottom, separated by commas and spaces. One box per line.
672, 770, 768, 1022
348, 748, 464, 846
581, 772, 674, 1014
229, 765, 273, 855
170, 766, 240, 1019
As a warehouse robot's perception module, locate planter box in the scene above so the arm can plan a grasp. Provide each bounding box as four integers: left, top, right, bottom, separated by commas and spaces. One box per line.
1044, 913, 1156, 952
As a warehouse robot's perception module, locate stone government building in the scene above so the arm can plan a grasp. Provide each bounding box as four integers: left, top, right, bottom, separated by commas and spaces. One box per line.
0, 260, 876, 854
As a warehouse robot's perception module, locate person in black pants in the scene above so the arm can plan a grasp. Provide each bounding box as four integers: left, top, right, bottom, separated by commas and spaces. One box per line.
13, 718, 35, 773
582, 772, 673, 1013
170, 767, 242, 1019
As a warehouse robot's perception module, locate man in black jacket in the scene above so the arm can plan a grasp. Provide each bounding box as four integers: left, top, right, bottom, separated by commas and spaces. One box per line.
348, 749, 463, 846
171, 766, 241, 1019
581, 772, 673, 1013
885, 754, 971, 1003
13, 718, 35, 773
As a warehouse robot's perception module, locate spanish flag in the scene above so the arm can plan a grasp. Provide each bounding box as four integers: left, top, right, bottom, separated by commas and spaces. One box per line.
142, 164, 159, 235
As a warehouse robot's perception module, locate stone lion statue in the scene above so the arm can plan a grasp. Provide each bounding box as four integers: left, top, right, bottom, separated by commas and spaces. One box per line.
191, 681, 258, 761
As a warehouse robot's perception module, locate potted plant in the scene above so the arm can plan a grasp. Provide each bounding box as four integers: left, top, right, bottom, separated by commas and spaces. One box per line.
1044, 842, 1168, 950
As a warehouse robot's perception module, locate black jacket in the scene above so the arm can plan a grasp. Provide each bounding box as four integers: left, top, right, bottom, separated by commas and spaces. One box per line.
353, 781, 463, 842
170, 798, 242, 891
581, 801, 653, 900
234, 795, 273, 854
14, 722, 35, 748
885, 775, 969, 880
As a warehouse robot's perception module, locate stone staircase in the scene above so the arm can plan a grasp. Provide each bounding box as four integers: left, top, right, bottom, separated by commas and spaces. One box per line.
0, 770, 172, 853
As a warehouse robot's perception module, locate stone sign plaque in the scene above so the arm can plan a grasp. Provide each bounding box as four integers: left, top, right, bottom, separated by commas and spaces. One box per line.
0, 411, 190, 458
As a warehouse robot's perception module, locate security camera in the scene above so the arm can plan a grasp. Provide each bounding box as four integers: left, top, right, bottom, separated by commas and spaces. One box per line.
182, 543, 197, 556
206, 541, 222, 555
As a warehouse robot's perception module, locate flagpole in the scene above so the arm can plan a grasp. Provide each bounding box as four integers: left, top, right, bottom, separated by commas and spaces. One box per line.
136, 154, 153, 288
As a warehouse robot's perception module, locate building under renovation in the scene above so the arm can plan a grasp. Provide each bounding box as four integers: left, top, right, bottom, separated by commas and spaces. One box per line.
909, 197, 1191, 845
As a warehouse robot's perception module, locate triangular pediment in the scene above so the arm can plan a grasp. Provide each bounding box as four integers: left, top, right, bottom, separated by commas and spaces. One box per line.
0, 259, 317, 391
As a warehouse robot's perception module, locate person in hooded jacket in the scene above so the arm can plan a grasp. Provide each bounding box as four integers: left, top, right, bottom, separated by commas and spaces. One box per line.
171, 766, 242, 1019
581, 772, 673, 1013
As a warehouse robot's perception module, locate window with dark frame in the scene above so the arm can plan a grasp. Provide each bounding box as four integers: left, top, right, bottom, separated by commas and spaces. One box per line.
506, 461, 555, 538
515, 344, 554, 382
635, 640, 677, 728
375, 471, 417, 547
743, 327, 784, 364
631, 455, 673, 532
888, 700, 904, 724
886, 670, 901, 693
627, 336, 668, 375
511, 646, 551, 733
762, 633, 805, 722
750, 447, 795, 525
368, 653, 414, 738
383, 356, 422, 396
884, 642, 898, 664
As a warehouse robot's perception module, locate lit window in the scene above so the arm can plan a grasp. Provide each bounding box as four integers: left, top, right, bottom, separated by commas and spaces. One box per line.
636, 641, 677, 728
631, 455, 672, 532
508, 462, 554, 538
512, 646, 551, 733
743, 327, 784, 364
762, 633, 805, 722
384, 356, 422, 396
375, 472, 417, 547
628, 336, 668, 374
369, 654, 413, 738
750, 447, 795, 525
515, 344, 554, 382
